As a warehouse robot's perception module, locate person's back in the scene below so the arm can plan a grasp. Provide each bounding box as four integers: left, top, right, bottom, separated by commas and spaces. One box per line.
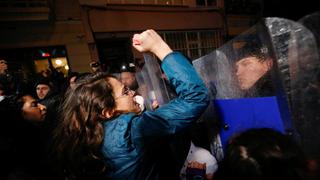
214, 128, 307, 180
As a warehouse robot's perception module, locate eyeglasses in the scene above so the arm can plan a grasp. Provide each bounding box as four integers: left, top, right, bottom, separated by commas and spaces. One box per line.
115, 86, 133, 99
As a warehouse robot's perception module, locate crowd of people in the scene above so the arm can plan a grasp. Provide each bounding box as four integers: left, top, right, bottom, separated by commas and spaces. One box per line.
0, 30, 318, 180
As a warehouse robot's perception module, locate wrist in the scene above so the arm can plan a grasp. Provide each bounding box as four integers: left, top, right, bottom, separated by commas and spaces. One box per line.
152, 42, 173, 61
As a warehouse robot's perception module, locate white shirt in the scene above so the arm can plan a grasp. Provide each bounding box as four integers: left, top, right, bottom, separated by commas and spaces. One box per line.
180, 141, 218, 179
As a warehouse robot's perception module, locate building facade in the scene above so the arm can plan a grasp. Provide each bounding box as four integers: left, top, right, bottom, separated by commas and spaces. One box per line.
0, 0, 260, 75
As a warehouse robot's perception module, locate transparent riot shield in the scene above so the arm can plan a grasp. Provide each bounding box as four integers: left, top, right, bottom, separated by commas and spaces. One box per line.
291, 12, 320, 158
135, 53, 173, 110
193, 17, 319, 160
299, 11, 320, 58
267, 16, 320, 159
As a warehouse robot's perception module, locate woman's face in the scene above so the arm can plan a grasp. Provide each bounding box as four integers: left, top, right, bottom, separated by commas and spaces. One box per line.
108, 77, 141, 116
21, 95, 47, 122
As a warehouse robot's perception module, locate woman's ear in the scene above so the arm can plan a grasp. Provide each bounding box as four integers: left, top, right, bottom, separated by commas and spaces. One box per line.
101, 108, 115, 119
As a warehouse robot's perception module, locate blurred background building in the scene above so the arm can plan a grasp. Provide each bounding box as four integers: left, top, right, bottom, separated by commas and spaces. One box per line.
0, 0, 316, 76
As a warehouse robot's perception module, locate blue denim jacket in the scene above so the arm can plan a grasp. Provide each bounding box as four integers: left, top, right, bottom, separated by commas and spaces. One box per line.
102, 52, 209, 179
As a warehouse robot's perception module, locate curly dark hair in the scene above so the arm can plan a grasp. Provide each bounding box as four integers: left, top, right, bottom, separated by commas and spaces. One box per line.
52, 72, 116, 177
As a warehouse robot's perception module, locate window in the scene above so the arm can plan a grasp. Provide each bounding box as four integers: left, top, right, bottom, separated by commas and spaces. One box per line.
226, 0, 262, 15
196, 0, 217, 6
0, 46, 70, 78
162, 30, 224, 60
0, 0, 48, 8
106, 0, 184, 5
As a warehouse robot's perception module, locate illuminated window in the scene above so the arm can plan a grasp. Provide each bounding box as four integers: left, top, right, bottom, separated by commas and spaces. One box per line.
33, 46, 69, 77
34, 57, 69, 77
0, 46, 69, 79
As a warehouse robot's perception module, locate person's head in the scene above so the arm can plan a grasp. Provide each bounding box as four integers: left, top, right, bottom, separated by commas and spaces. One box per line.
35, 79, 52, 100
54, 72, 141, 171
120, 63, 139, 91
0, 59, 8, 74
235, 51, 273, 90
120, 71, 139, 91
2, 94, 47, 123
215, 128, 306, 180
90, 61, 102, 73
19, 95, 47, 123
40, 68, 52, 78
63, 72, 141, 122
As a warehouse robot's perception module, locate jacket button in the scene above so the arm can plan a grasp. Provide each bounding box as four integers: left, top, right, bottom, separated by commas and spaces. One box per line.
223, 124, 229, 130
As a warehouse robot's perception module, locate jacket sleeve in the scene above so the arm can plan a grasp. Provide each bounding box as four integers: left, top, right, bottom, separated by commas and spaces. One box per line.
132, 52, 209, 141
